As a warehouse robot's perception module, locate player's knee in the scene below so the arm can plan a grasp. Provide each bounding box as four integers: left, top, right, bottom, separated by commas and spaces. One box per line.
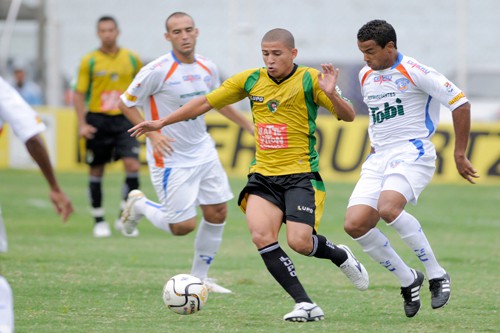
378, 204, 402, 223
170, 220, 196, 236
287, 236, 312, 255
203, 205, 227, 224
344, 215, 369, 239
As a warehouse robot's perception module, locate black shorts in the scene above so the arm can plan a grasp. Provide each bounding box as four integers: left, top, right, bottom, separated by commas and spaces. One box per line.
85, 113, 140, 166
238, 172, 326, 232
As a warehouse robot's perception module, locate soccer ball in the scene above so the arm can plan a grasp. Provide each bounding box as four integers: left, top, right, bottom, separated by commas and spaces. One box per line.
162, 274, 208, 315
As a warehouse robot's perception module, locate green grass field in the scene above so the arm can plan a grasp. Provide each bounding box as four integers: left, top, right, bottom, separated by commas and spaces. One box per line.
0, 169, 498, 333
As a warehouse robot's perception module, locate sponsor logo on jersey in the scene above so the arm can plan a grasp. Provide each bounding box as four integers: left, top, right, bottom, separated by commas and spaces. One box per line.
297, 205, 314, 214
250, 95, 264, 103
395, 78, 410, 93
374, 75, 393, 84
444, 81, 455, 94
110, 73, 119, 81
257, 123, 288, 150
406, 60, 430, 74
95, 70, 106, 77
370, 98, 405, 124
448, 92, 465, 105
167, 80, 181, 86
367, 92, 396, 101
267, 99, 279, 113
124, 92, 137, 102
182, 74, 202, 82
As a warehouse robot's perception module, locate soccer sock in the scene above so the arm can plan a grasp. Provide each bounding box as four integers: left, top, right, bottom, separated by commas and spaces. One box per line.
259, 242, 312, 304
134, 196, 172, 234
119, 173, 140, 218
0, 207, 8, 253
89, 176, 104, 223
191, 219, 225, 280
309, 234, 348, 266
355, 228, 416, 287
0, 275, 14, 332
388, 211, 446, 279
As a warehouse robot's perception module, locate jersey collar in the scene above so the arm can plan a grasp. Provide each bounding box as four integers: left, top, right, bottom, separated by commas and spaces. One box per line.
267, 63, 298, 85
391, 52, 404, 69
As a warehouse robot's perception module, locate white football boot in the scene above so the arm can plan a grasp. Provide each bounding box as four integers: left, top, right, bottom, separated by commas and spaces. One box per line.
283, 302, 325, 322
338, 244, 369, 291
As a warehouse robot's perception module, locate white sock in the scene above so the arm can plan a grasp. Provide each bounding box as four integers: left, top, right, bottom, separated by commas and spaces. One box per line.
134, 196, 172, 234
191, 219, 225, 280
388, 211, 446, 279
0, 207, 8, 253
355, 228, 416, 287
0, 275, 14, 333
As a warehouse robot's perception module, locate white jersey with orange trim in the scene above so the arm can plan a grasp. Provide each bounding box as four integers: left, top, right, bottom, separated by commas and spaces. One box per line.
120, 51, 221, 167
0, 76, 46, 142
359, 53, 468, 150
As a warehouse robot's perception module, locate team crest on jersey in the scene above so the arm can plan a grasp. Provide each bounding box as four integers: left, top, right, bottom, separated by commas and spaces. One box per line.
203, 75, 212, 88
395, 78, 410, 93
267, 99, 279, 112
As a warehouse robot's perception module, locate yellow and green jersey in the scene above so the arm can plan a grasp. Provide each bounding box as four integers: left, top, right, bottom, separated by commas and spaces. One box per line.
75, 48, 142, 115
207, 65, 349, 176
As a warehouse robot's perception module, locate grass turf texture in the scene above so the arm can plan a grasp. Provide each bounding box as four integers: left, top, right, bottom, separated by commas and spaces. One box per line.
0, 169, 498, 332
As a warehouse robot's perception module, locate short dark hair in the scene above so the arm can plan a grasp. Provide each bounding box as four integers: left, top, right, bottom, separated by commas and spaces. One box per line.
165, 12, 194, 32
97, 15, 118, 29
262, 28, 295, 49
357, 19, 397, 49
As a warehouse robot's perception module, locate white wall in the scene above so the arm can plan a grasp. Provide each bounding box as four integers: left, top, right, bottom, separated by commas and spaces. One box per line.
3, 0, 499, 104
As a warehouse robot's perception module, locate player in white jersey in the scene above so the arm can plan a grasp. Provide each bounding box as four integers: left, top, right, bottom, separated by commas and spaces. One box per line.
118, 12, 253, 293
344, 20, 479, 318
0, 75, 74, 333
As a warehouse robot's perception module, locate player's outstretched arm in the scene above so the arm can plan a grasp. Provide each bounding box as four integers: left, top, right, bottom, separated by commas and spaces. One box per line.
129, 96, 213, 137
452, 102, 479, 184
318, 63, 356, 122
25, 134, 74, 222
217, 105, 254, 135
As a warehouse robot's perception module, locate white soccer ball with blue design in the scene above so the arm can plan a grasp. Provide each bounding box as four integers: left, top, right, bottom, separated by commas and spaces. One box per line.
162, 274, 208, 315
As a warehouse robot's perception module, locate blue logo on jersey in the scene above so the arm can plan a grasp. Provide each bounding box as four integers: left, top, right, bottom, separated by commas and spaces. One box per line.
395, 78, 410, 93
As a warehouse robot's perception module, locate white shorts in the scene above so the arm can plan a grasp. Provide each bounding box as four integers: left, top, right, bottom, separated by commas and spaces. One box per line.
148, 159, 234, 223
348, 140, 436, 209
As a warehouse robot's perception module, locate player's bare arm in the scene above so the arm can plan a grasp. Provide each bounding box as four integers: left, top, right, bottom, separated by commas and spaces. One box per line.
129, 96, 213, 137
73, 91, 97, 139
119, 100, 175, 156
25, 134, 74, 222
216, 105, 254, 135
318, 63, 356, 122
452, 102, 479, 184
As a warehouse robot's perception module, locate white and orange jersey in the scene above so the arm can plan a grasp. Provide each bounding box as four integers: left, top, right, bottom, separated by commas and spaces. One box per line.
359, 53, 468, 150
0, 76, 45, 142
120, 52, 221, 168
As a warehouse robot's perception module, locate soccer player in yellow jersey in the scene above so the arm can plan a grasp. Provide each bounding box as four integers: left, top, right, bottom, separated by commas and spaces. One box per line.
74, 16, 143, 238
129, 28, 369, 322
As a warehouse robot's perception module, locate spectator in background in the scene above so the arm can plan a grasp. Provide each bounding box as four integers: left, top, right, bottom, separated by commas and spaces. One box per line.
73, 15, 143, 238
11, 66, 44, 106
